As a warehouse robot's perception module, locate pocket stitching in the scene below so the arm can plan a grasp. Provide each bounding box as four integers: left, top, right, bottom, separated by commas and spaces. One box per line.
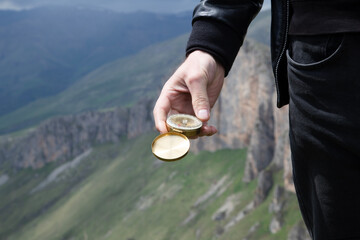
286, 35, 345, 69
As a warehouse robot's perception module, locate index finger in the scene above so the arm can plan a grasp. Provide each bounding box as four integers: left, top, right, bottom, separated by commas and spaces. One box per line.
153, 94, 171, 134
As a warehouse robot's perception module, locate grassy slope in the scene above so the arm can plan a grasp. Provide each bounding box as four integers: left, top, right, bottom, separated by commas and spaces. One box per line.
1, 133, 302, 240
0, 34, 187, 134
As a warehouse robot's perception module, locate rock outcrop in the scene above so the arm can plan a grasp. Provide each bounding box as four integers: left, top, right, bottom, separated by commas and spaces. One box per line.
269, 185, 285, 214
254, 170, 273, 207
0, 98, 154, 169
191, 39, 291, 187
272, 96, 293, 192
192, 40, 274, 152
288, 222, 312, 240
268, 185, 286, 234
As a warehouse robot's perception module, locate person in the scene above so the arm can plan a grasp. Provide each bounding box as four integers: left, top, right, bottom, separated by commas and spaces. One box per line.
153, 0, 360, 239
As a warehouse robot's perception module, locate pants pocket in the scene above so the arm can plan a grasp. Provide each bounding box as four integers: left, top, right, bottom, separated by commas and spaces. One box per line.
287, 34, 344, 68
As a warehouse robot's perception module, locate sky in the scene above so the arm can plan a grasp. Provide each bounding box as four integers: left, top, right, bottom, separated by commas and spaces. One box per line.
0, 0, 271, 13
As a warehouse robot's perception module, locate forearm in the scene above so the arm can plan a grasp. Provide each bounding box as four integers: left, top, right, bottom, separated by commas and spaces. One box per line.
186, 0, 263, 76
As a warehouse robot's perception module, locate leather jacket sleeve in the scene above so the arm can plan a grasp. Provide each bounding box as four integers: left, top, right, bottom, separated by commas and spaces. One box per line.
186, 0, 263, 76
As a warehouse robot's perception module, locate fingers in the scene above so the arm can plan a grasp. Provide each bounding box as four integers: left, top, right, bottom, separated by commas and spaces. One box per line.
199, 123, 217, 136
153, 50, 221, 137
153, 93, 171, 134
188, 124, 217, 139
154, 93, 218, 138
187, 74, 211, 122
199, 125, 217, 137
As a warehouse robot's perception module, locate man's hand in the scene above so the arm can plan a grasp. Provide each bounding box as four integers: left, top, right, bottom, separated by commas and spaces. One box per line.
153, 50, 225, 137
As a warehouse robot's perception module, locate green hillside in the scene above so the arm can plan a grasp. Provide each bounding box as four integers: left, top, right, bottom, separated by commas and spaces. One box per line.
0, 133, 303, 240
0, 34, 188, 134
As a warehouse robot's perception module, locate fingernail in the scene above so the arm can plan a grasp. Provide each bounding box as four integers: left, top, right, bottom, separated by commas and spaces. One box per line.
198, 109, 209, 120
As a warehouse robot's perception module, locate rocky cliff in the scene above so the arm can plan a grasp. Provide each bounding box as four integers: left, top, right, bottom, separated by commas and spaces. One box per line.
0, 98, 155, 169
191, 40, 293, 191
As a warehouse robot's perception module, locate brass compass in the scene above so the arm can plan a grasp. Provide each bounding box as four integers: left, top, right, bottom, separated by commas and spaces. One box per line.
152, 114, 202, 161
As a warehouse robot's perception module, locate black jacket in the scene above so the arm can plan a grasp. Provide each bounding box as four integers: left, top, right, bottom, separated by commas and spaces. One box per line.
186, 0, 290, 108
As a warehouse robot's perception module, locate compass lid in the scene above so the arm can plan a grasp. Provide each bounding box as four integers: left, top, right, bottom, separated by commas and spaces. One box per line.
151, 132, 190, 161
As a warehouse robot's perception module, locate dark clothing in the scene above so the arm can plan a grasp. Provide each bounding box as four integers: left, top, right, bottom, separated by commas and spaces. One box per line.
289, 0, 360, 35
288, 32, 360, 239
186, 0, 291, 107
186, 0, 360, 107
186, 0, 263, 77
186, 1, 360, 239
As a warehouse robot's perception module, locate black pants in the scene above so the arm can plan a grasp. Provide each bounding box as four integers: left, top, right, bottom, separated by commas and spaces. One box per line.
287, 33, 360, 240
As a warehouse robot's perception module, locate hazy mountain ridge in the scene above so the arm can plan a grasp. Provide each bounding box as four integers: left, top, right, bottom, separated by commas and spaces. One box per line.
0, 0, 271, 13
0, 6, 191, 117
0, 9, 270, 135
0, 34, 188, 134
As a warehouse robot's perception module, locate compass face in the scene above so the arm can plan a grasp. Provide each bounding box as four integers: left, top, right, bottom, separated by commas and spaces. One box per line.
166, 114, 202, 137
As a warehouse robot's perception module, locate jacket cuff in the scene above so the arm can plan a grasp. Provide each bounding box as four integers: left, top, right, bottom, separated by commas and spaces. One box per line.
186, 19, 243, 76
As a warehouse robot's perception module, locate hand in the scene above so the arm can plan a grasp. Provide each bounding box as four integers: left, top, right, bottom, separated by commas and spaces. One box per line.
153, 50, 225, 137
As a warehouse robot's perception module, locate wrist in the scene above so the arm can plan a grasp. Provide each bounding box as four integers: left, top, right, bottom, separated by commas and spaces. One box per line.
187, 50, 224, 77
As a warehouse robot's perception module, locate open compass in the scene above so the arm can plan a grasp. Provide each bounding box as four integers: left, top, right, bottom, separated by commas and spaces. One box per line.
152, 114, 202, 161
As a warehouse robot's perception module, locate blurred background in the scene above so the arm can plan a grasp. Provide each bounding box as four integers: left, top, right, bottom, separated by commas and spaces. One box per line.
0, 0, 270, 12
0, 0, 310, 239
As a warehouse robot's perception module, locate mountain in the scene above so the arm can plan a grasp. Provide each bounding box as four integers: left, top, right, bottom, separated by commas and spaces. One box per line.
0, 36, 310, 239
1, 0, 196, 13
1, 0, 271, 13
0, 34, 187, 134
0, 8, 312, 240
0, 9, 271, 135
0, 7, 191, 117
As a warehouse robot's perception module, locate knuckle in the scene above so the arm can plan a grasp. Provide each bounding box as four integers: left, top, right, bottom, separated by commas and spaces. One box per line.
193, 96, 208, 107
187, 72, 205, 86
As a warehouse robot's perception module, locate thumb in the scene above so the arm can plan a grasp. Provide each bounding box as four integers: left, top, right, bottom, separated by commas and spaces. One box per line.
188, 79, 210, 122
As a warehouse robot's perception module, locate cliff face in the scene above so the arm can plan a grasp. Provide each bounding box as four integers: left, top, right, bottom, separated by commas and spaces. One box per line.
191, 39, 292, 191
192, 41, 273, 151
272, 95, 293, 192
0, 98, 154, 169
